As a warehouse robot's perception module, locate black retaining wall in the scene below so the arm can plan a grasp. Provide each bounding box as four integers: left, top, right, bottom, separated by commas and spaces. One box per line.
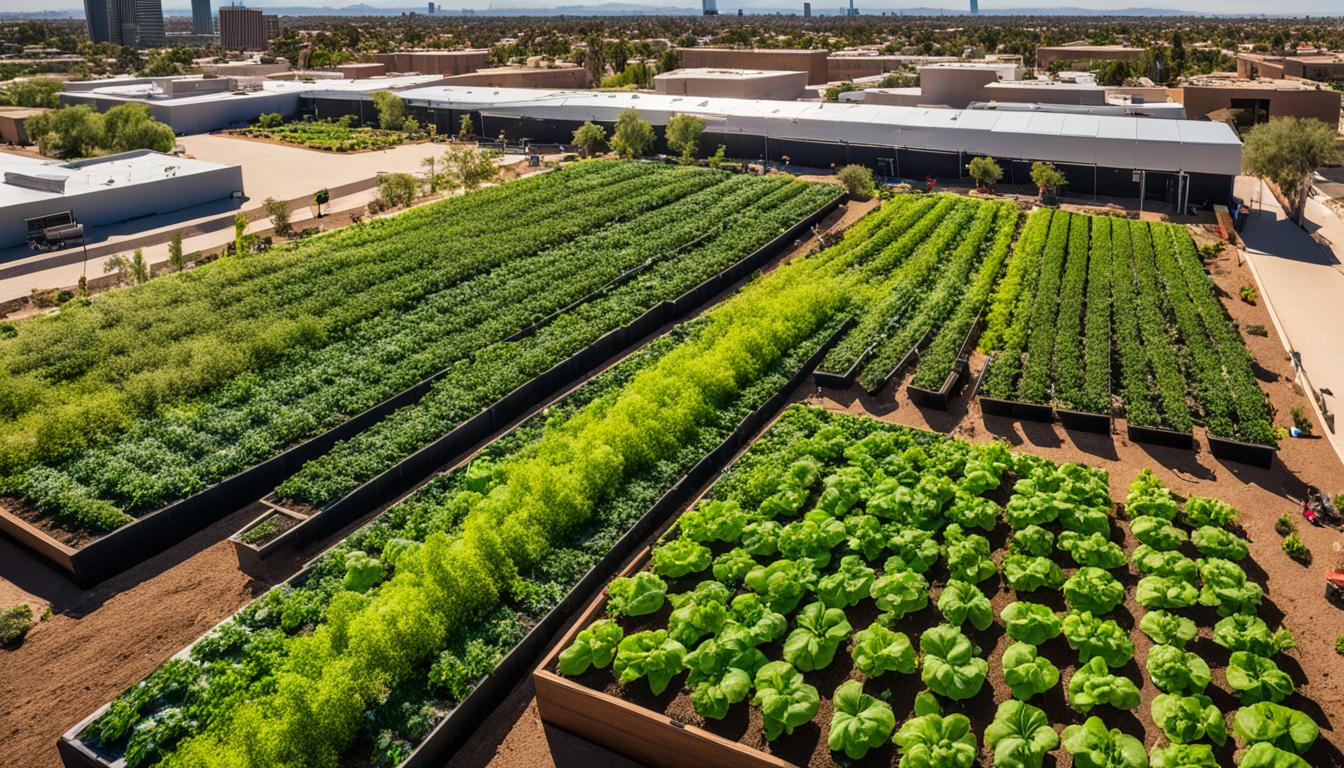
1127, 423, 1197, 451
1208, 435, 1276, 469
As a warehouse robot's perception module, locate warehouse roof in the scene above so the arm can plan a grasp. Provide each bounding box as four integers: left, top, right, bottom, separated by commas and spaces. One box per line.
0, 150, 234, 206
393, 85, 1242, 175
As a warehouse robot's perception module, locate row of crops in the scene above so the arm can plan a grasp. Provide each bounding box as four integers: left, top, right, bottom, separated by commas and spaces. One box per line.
71, 172, 1023, 768
0, 161, 836, 536
229, 119, 427, 152
555, 405, 1319, 768
979, 208, 1275, 446
815, 193, 1020, 393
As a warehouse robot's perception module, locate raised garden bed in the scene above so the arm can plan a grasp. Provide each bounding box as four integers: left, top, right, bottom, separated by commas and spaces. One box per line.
862, 330, 932, 396
906, 356, 968, 411
1127, 423, 1197, 451
241, 191, 845, 562
975, 357, 1055, 423
1055, 408, 1113, 435
812, 340, 878, 390
1207, 434, 1276, 469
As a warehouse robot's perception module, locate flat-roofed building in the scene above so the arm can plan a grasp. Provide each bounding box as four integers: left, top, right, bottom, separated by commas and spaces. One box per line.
219, 6, 277, 52
336, 62, 386, 79
1177, 76, 1341, 130
825, 55, 957, 82
371, 50, 490, 76
675, 48, 829, 85
654, 68, 807, 101
857, 64, 1096, 109
442, 65, 589, 89
1237, 52, 1344, 83
1036, 44, 1146, 71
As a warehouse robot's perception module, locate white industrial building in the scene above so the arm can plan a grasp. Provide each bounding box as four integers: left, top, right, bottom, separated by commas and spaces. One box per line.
0, 150, 243, 249
333, 85, 1240, 206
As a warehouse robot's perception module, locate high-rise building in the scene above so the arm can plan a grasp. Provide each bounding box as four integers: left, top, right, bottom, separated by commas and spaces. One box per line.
192, 0, 213, 34
803, 1, 810, 15
702, 0, 718, 14
846, 0, 857, 15
83, 0, 112, 42
969, 0, 978, 14
219, 5, 277, 51
134, 0, 165, 46
427, 2, 435, 12
86, 0, 163, 47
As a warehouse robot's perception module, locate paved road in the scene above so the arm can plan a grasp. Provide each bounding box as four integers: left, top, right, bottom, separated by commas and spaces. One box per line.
1235, 175, 1344, 463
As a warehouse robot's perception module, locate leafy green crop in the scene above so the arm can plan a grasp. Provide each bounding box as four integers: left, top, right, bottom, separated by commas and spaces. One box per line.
852, 623, 917, 677
711, 548, 756, 586
885, 528, 941, 572
1001, 642, 1059, 701
937, 579, 994, 630
752, 660, 820, 740
1233, 703, 1318, 754
685, 626, 766, 719
828, 679, 896, 759
1213, 615, 1295, 657
1061, 716, 1147, 768
1149, 743, 1217, 768
1001, 601, 1062, 645
1009, 525, 1055, 557
1132, 545, 1198, 582
650, 538, 712, 578
1236, 743, 1312, 768
1197, 557, 1263, 617
1064, 567, 1125, 615
870, 569, 930, 620
729, 593, 788, 646
1067, 657, 1140, 713
1062, 611, 1134, 667
1137, 575, 1200, 610
1191, 526, 1249, 561
892, 692, 977, 768
1003, 554, 1066, 593
782, 601, 852, 672
613, 630, 687, 695
1139, 610, 1197, 648
920, 623, 988, 700
1152, 693, 1225, 745
1146, 644, 1211, 694
341, 550, 385, 593
558, 619, 624, 676
1057, 531, 1128, 569
1183, 496, 1238, 528
744, 558, 813, 614
943, 523, 997, 583
816, 554, 875, 609
983, 699, 1059, 768
1226, 652, 1295, 704
605, 572, 667, 617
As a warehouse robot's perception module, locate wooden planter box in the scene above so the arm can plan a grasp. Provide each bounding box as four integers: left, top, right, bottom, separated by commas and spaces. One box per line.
907, 357, 968, 411
535, 549, 790, 768
1056, 408, 1113, 435
863, 330, 933, 396
812, 340, 878, 390
247, 192, 846, 561
974, 357, 1053, 423
1127, 423, 1196, 451
1207, 435, 1276, 469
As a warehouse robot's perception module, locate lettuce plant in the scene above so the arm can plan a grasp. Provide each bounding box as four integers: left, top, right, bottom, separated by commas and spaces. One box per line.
920, 623, 988, 700
983, 699, 1059, 768
1126, 468, 1178, 520
752, 661, 820, 740
1132, 545, 1198, 582
710, 548, 755, 587
613, 630, 686, 695
1003, 555, 1065, 593
1062, 611, 1134, 667
1236, 743, 1311, 768
946, 493, 999, 532
1001, 642, 1059, 701
740, 519, 781, 556
1197, 558, 1263, 617
685, 626, 766, 719
690, 667, 752, 720
817, 555, 876, 609
1001, 601, 1062, 645
885, 528, 941, 573
892, 692, 977, 768
871, 569, 929, 620
1139, 610, 1197, 648
943, 524, 997, 583
678, 499, 755, 543
1183, 496, 1238, 528
1067, 657, 1140, 713
845, 514, 890, 562
1213, 615, 1295, 657
667, 596, 728, 647
1136, 575, 1200, 610
778, 515, 847, 568
1149, 743, 1217, 768
1064, 567, 1125, 615
1009, 525, 1055, 557
650, 537, 712, 578
1152, 693, 1225, 745
557, 619, 623, 676
729, 593, 788, 646
782, 601, 852, 672
828, 679, 897, 759
1191, 525, 1249, 561
1146, 644, 1211, 694
744, 559, 813, 614
1061, 716, 1147, 768
816, 467, 866, 517
605, 572, 667, 617
937, 579, 994, 630
852, 623, 917, 677
667, 579, 732, 608
1226, 652, 1295, 704
341, 550, 385, 593
1130, 516, 1188, 551
1057, 531, 1128, 569
1232, 703, 1318, 754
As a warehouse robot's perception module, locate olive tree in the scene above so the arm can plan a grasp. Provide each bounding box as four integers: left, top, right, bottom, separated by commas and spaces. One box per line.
610, 108, 654, 159
571, 121, 608, 158
1031, 161, 1067, 199
1243, 116, 1338, 224
837, 164, 876, 199
967, 156, 1004, 192
665, 113, 705, 163
370, 91, 407, 131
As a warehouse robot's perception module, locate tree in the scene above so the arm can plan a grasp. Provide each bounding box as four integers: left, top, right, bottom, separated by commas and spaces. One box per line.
658, 48, 681, 74
1093, 59, 1135, 87
314, 188, 329, 218
264, 197, 292, 237
458, 113, 473, 139
168, 231, 184, 272
572, 121, 608, 158
610, 108, 654, 159
2, 78, 63, 108
378, 172, 418, 208
103, 103, 174, 153
370, 91, 406, 131
665, 113, 704, 164
233, 213, 248, 256
967, 156, 1004, 191
257, 112, 284, 129
442, 145, 498, 191
708, 145, 726, 170
581, 34, 607, 85
25, 104, 104, 159
104, 248, 150, 285
1031, 161, 1067, 199
837, 165, 876, 199
421, 155, 440, 193
1243, 117, 1339, 224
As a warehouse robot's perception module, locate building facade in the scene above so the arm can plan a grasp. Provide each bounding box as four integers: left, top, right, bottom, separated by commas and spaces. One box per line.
1177, 78, 1341, 130
1236, 52, 1344, 83
654, 68, 807, 101
219, 6, 277, 52
1036, 45, 1146, 71
675, 48, 829, 85
191, 0, 212, 34
85, 0, 163, 47
371, 50, 490, 76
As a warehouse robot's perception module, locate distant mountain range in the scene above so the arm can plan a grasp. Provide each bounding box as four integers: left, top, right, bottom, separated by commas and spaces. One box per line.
3, 3, 1334, 17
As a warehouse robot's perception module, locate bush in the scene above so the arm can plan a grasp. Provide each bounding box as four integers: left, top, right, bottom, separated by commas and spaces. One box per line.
1245, 323, 1268, 337
0, 604, 33, 646
1274, 513, 1295, 536
263, 197, 292, 237
836, 165, 875, 199
1239, 284, 1259, 304
571, 121, 607, 158
1281, 533, 1311, 564
967, 156, 1004, 191
610, 108, 654, 159
1335, 637, 1344, 656
377, 172, 418, 208
1290, 406, 1312, 436
664, 113, 704, 163
256, 112, 284, 129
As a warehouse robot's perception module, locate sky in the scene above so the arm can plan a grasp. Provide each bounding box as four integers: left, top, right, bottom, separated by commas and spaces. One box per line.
5, 0, 1340, 14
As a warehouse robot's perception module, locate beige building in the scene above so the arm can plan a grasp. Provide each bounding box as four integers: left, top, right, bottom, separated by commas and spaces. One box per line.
1036, 44, 1146, 71
372, 50, 490, 77
336, 62, 386, 79
1176, 76, 1341, 130
0, 107, 44, 145
858, 64, 1100, 109
1237, 52, 1344, 83
654, 68, 807, 101
197, 59, 290, 77
825, 55, 956, 82
675, 48, 829, 85
441, 66, 589, 89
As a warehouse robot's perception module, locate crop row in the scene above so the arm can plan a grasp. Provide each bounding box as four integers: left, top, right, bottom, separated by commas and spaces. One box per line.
555, 405, 1318, 767
979, 210, 1274, 445
5, 164, 837, 534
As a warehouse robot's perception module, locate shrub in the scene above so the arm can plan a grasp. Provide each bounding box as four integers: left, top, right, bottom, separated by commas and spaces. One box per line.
377, 172, 418, 208
1245, 323, 1268, 337
967, 156, 1004, 192
257, 112, 284, 128
1289, 406, 1312, 436
610, 108, 654, 159
263, 197, 292, 238
1281, 533, 1311, 564
571, 121, 608, 158
1239, 284, 1259, 304
0, 604, 33, 646
1274, 514, 1295, 536
1336, 636, 1344, 656
836, 165, 876, 199
664, 113, 705, 163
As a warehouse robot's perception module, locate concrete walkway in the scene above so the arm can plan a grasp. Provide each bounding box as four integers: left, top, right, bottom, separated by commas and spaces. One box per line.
1234, 175, 1344, 463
